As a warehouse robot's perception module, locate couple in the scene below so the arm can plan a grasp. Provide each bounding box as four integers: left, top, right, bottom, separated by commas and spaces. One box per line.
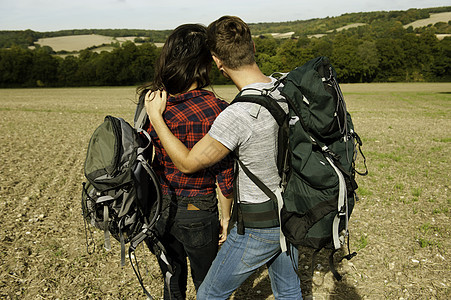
140, 16, 302, 299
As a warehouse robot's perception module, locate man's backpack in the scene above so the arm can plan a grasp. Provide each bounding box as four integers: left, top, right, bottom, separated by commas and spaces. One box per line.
81, 115, 171, 298
232, 56, 367, 280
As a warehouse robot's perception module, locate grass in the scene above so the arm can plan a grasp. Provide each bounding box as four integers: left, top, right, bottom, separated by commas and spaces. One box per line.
0, 82, 450, 299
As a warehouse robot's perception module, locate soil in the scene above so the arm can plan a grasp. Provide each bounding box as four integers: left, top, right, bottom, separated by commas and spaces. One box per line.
0, 84, 449, 299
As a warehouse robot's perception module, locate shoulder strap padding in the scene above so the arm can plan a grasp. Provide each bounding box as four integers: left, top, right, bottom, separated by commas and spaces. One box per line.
232, 94, 287, 127
134, 90, 149, 130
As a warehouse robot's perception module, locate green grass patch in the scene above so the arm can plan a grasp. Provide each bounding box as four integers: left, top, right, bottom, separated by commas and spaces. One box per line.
433, 137, 451, 143
355, 234, 368, 251
411, 188, 422, 198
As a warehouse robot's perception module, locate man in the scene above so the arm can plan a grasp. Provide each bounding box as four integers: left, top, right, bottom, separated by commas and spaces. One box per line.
145, 16, 302, 300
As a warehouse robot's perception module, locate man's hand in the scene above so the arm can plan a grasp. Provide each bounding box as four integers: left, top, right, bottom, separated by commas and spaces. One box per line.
218, 217, 229, 245
145, 90, 167, 125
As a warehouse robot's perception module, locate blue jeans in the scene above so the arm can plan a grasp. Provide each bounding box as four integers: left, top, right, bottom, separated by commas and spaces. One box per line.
197, 226, 302, 300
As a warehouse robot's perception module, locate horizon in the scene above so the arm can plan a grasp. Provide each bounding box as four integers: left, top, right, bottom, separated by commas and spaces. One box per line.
1, 1, 450, 32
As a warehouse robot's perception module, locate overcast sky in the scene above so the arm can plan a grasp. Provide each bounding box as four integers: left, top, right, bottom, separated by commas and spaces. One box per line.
0, 0, 450, 32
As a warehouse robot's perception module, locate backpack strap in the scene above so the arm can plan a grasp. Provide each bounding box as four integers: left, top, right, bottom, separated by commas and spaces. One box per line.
230, 91, 290, 250
236, 158, 277, 202
235, 158, 287, 252
325, 156, 348, 250
129, 230, 174, 300
232, 92, 290, 180
232, 91, 287, 126
134, 90, 149, 130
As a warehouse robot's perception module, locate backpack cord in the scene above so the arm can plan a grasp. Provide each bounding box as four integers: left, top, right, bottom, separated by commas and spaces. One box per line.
328, 249, 343, 281
82, 217, 95, 254
129, 245, 154, 300
119, 226, 126, 266
340, 233, 358, 263
137, 154, 163, 228
129, 231, 175, 300
329, 69, 352, 167
352, 132, 369, 176
82, 182, 96, 255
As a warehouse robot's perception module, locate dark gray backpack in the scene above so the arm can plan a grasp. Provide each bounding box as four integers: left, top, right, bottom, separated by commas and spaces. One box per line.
81, 115, 171, 299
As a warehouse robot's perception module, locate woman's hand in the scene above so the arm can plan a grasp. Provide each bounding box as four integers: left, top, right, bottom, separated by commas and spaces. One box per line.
145, 90, 167, 125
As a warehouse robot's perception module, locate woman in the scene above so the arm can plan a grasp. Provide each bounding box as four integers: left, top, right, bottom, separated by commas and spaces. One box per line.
137, 24, 234, 299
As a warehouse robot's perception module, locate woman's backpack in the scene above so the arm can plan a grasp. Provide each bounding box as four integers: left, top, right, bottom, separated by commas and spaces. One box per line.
81, 115, 170, 299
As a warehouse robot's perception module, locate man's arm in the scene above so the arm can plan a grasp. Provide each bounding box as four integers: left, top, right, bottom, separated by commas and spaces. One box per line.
145, 90, 231, 174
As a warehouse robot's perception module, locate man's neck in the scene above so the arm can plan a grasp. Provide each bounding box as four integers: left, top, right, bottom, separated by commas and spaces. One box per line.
226, 63, 271, 90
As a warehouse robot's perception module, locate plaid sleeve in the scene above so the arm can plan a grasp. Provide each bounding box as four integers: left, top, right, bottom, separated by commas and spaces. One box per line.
215, 153, 235, 198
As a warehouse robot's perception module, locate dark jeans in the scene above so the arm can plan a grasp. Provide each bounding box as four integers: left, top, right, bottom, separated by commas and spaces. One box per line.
148, 193, 219, 300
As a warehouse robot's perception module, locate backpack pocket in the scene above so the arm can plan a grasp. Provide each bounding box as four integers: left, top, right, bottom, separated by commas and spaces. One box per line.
291, 143, 338, 190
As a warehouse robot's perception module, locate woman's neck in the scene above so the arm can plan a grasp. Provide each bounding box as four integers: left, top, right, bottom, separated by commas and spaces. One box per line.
170, 82, 199, 97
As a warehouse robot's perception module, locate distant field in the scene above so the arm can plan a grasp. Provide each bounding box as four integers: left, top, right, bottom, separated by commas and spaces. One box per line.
0, 83, 449, 299
34, 34, 156, 52
404, 11, 451, 28
35, 34, 115, 52
31, 11, 451, 52
327, 23, 367, 32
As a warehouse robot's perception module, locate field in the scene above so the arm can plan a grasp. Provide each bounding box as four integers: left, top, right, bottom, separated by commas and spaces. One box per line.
31, 11, 451, 52
404, 12, 451, 29
33, 35, 163, 52
34, 35, 116, 52
0, 83, 449, 299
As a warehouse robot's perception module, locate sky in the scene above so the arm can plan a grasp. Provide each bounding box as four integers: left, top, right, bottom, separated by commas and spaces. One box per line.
0, 0, 450, 32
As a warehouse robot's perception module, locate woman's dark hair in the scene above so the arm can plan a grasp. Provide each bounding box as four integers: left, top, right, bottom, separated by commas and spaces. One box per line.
138, 24, 212, 96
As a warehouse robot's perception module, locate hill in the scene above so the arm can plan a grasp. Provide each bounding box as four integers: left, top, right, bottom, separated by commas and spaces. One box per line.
0, 6, 450, 87
1, 6, 450, 52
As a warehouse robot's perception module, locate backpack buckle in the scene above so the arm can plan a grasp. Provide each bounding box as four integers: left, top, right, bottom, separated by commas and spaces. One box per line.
338, 205, 347, 217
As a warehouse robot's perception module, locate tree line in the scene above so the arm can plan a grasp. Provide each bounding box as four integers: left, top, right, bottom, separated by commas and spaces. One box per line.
0, 9, 450, 87
253, 22, 450, 82
0, 29, 171, 49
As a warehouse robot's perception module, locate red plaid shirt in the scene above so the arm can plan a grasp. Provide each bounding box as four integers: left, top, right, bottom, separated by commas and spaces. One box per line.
146, 89, 234, 197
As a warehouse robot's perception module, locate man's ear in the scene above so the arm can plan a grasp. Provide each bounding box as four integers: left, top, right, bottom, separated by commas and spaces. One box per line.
212, 55, 230, 79
252, 41, 256, 54
212, 55, 222, 69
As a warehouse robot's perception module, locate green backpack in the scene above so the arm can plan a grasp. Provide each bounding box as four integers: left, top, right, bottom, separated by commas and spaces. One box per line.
81, 115, 171, 298
232, 56, 367, 280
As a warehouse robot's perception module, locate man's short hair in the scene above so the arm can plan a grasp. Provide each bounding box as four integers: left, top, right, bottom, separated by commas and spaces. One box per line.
207, 16, 255, 69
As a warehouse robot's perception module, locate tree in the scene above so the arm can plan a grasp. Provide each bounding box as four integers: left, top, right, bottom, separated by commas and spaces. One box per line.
357, 40, 379, 82
131, 43, 159, 85
426, 37, 451, 81
254, 36, 279, 56
0, 46, 33, 86
58, 56, 79, 86
76, 50, 99, 85
31, 48, 58, 86
375, 37, 406, 81
310, 38, 333, 58
331, 35, 362, 82
275, 39, 314, 72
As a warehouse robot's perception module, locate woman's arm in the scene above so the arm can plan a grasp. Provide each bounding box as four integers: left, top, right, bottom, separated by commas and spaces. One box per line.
217, 184, 233, 245
145, 90, 231, 174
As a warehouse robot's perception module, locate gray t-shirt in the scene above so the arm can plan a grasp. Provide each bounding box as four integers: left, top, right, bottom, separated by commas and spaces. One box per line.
208, 77, 288, 204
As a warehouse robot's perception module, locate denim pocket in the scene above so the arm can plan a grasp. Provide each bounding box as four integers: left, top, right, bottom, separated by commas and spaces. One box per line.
175, 220, 213, 248
241, 229, 280, 268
